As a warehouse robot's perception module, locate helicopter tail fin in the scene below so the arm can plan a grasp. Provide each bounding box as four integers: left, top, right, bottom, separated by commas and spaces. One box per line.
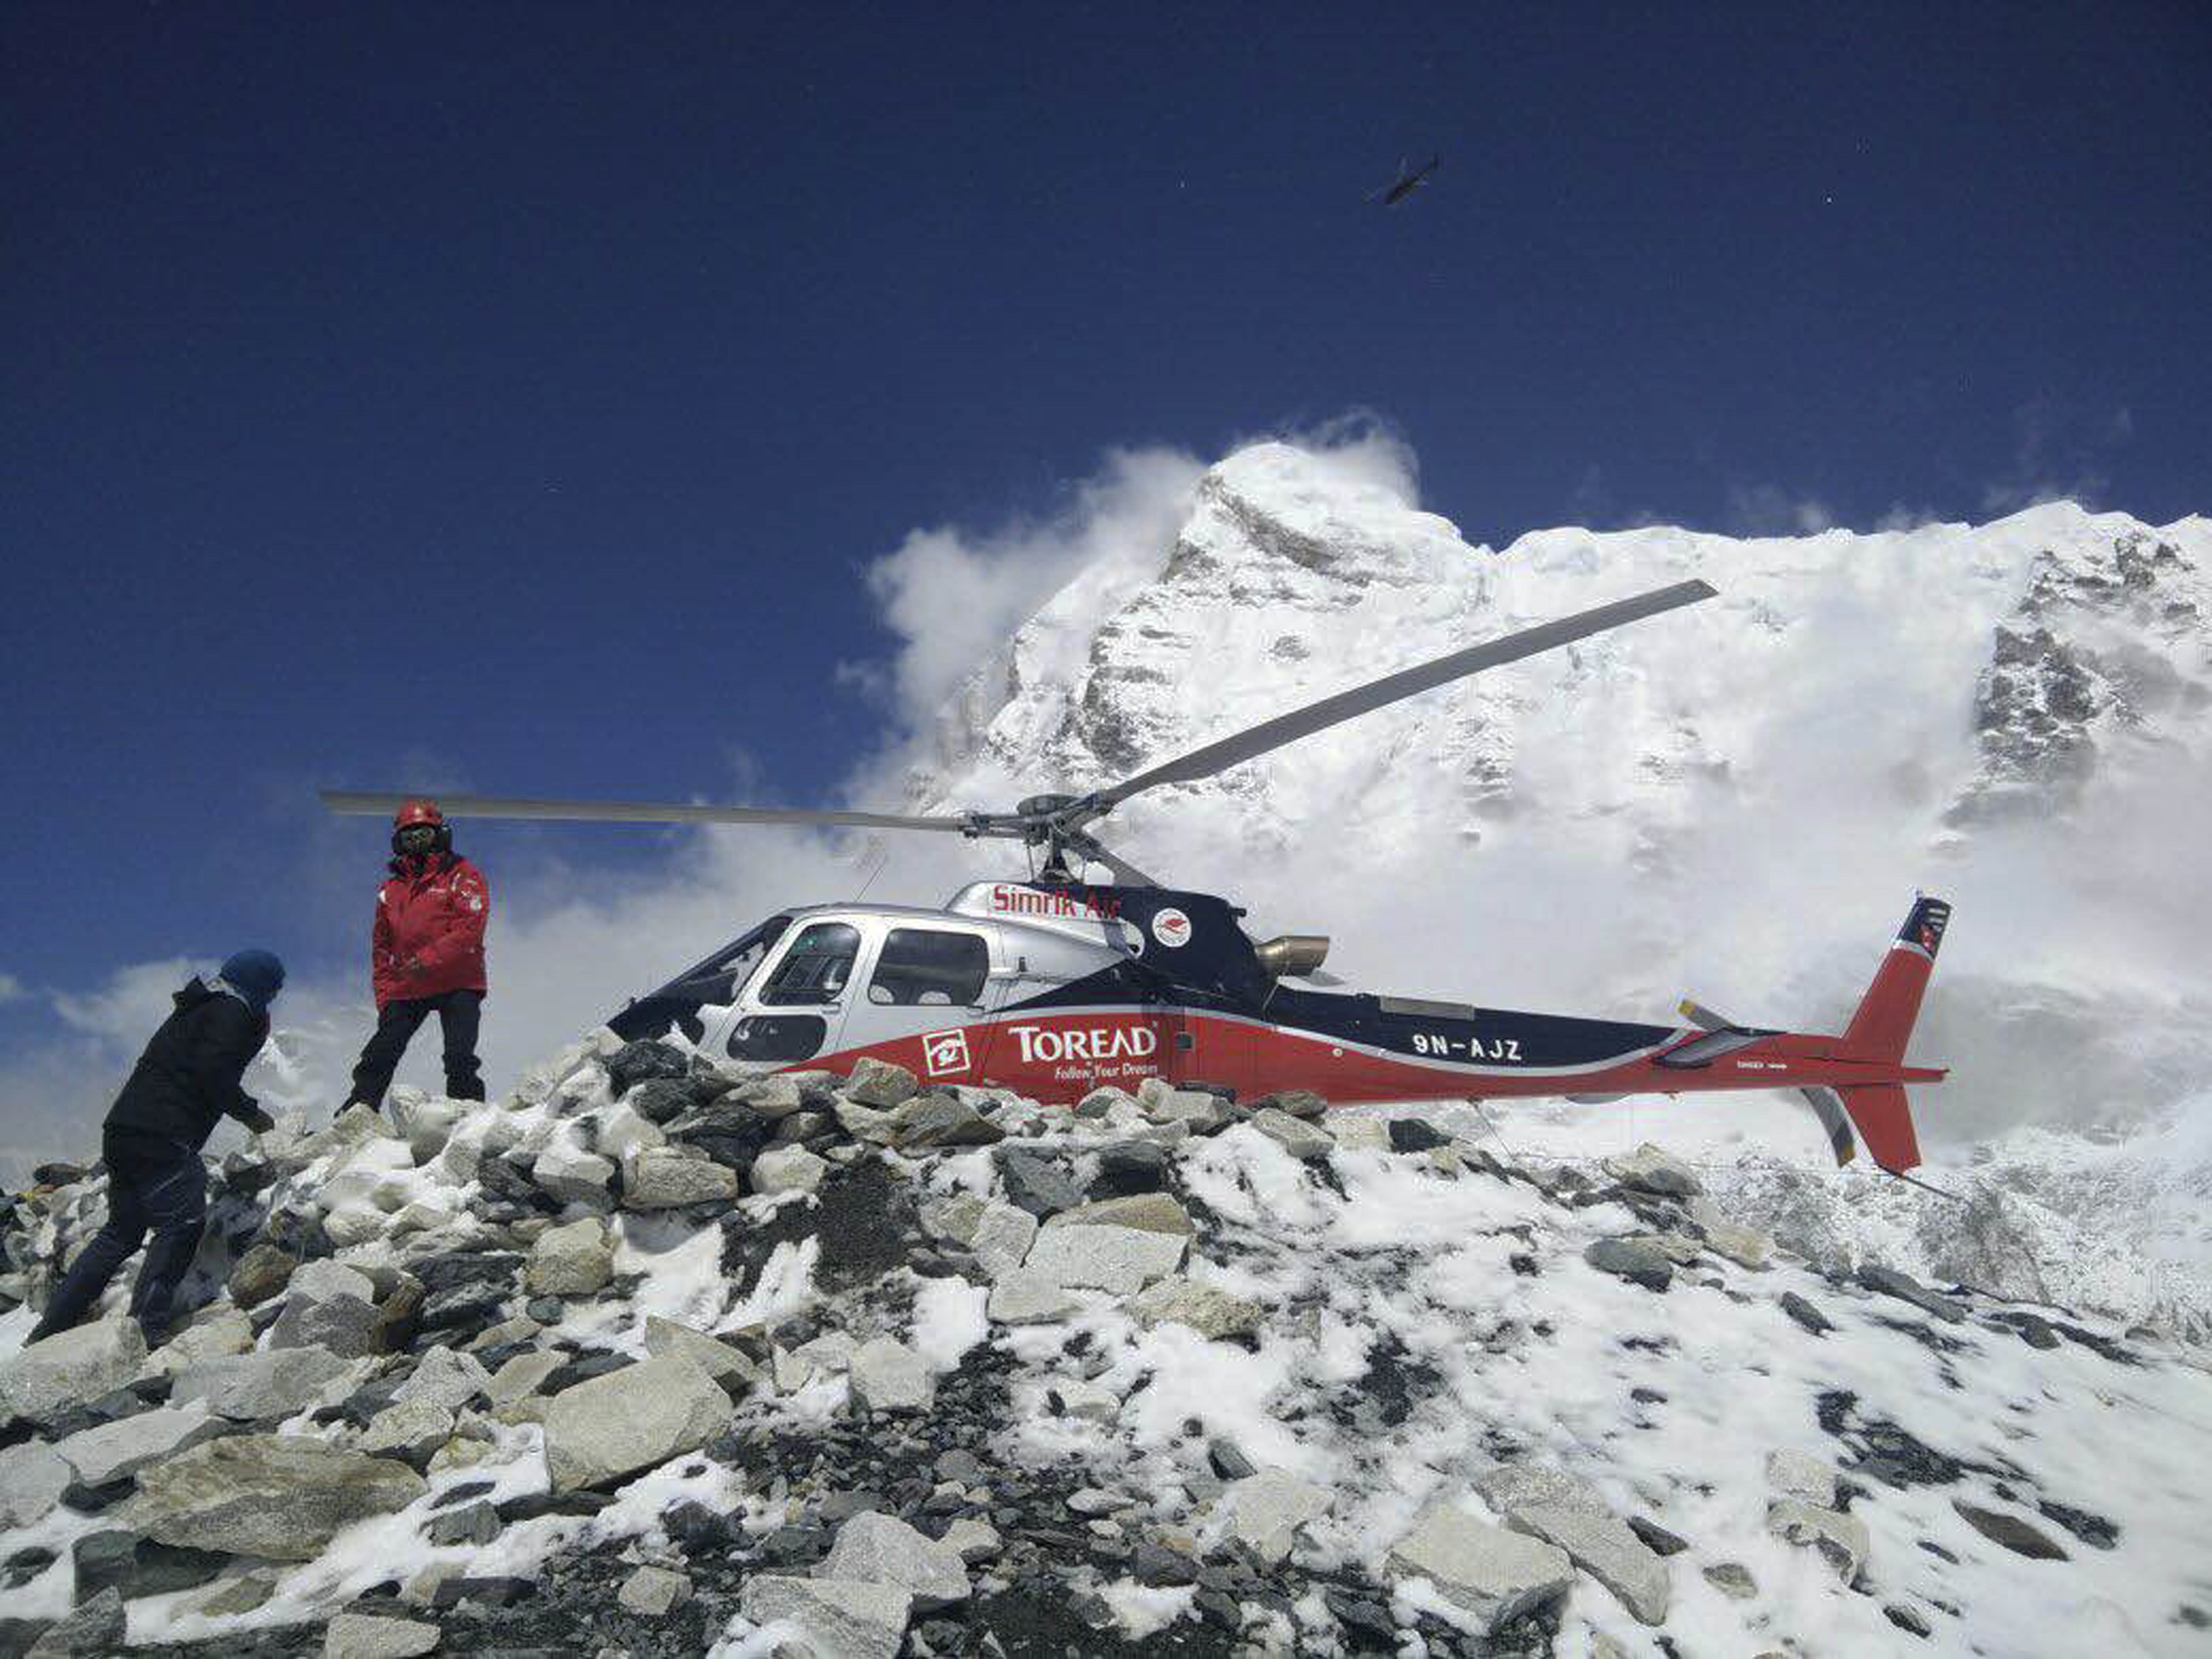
1833, 894, 1952, 1171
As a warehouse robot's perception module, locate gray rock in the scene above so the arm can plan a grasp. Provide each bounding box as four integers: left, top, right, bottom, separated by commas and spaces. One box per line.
125, 1435, 427, 1559
54, 1402, 225, 1486
967, 1201, 1039, 1280
70, 1526, 231, 1600
1507, 1500, 1671, 1626
426, 1500, 502, 1546
525, 1217, 613, 1296
618, 1563, 691, 1617
1952, 1499, 2069, 1560
0, 1439, 72, 1528
270, 1283, 384, 1359
1601, 1143, 1702, 1199
357, 1398, 456, 1468
844, 1056, 920, 1109
996, 1149, 1083, 1217
1045, 1376, 1119, 1420
1208, 1437, 1256, 1481
0, 1318, 147, 1424
1247, 1108, 1335, 1160
543, 1354, 732, 1492
1044, 1192, 1195, 1236
27, 1586, 124, 1658
1474, 1462, 1606, 1516
393, 1346, 492, 1412
227, 1245, 300, 1310
849, 1336, 934, 1413
484, 1351, 566, 1409
1023, 1223, 1185, 1294
1128, 1276, 1264, 1339
643, 1316, 761, 1394
1142, 1086, 1236, 1134
895, 1098, 1005, 1149
986, 1271, 1081, 1325
1857, 1263, 1967, 1323
1583, 1237, 1674, 1293
171, 1346, 357, 1421
1225, 1469, 1332, 1564
1250, 1089, 1329, 1121
1764, 1449, 1837, 1507
531, 1143, 617, 1206
739, 1576, 911, 1659
1779, 1292, 1833, 1335
323, 1611, 442, 1658
622, 1148, 740, 1209
819, 1510, 971, 1608
1387, 1502, 1575, 1631
1767, 1498, 1871, 1578
1702, 1562, 1757, 1599
939, 1517, 1001, 1562
732, 1074, 807, 1118
748, 1144, 829, 1197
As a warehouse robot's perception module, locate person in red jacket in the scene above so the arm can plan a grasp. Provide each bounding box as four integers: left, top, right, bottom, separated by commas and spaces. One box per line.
344, 800, 491, 1109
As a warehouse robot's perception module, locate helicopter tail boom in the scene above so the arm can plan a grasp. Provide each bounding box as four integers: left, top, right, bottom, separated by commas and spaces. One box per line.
1830, 895, 1953, 1171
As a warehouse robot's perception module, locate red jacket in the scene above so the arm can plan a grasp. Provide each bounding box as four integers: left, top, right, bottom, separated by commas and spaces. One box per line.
373, 852, 490, 1008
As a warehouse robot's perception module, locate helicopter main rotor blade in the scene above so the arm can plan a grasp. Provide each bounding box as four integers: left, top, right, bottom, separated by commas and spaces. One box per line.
1681, 996, 1857, 1167
318, 790, 1013, 836
1093, 579, 1718, 806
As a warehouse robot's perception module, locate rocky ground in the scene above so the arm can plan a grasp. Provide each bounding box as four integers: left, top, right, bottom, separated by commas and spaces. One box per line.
3, 1040, 2209, 1657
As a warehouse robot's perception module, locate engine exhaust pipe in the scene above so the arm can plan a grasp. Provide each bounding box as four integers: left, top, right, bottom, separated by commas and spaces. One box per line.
1254, 935, 1330, 979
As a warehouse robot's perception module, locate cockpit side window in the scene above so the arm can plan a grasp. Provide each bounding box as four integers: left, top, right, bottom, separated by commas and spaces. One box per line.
759, 922, 862, 1006
866, 928, 990, 1007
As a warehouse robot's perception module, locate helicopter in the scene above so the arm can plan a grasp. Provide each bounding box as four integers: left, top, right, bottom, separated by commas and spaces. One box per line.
1369, 153, 1442, 207
322, 577, 1949, 1175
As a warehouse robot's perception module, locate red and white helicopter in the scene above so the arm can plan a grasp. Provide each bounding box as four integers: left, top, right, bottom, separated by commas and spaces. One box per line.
324, 579, 1949, 1175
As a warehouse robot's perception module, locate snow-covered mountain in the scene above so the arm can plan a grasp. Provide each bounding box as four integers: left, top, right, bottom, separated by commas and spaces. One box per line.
900, 443, 2212, 1339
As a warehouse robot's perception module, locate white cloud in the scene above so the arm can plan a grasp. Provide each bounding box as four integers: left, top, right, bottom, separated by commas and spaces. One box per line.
1724, 482, 1837, 536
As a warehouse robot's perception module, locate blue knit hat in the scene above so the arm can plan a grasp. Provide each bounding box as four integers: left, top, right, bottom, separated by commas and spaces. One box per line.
218, 949, 286, 1015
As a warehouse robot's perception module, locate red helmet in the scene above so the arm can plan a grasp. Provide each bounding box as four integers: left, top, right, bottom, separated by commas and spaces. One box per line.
391, 799, 451, 858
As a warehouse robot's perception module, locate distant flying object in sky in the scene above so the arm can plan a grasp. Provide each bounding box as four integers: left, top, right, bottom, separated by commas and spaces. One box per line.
1370, 153, 1441, 207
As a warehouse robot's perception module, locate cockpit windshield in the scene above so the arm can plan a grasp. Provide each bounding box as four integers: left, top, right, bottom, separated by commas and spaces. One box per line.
605, 913, 793, 1042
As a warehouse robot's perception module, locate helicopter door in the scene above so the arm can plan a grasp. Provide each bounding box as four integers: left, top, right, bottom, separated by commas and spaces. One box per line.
840, 922, 999, 1084
721, 919, 863, 1068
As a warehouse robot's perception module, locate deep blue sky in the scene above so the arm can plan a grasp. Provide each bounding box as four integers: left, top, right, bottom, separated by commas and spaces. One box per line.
3, 3, 2207, 1019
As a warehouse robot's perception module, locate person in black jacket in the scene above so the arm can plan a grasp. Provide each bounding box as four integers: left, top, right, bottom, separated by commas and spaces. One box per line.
28, 950, 285, 1346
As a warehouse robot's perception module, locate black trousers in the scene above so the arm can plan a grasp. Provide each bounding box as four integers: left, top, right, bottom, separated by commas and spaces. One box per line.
349, 988, 486, 1107
33, 1129, 207, 1341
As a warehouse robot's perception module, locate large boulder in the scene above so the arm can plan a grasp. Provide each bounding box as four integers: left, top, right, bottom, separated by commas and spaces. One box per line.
1023, 1223, 1185, 1294
643, 1316, 760, 1394
818, 1511, 971, 1608
748, 1145, 829, 1198
986, 1271, 1081, 1326
55, 1402, 227, 1486
1601, 1143, 1702, 1199
171, 1347, 358, 1421
1508, 1500, 1670, 1625
849, 1336, 933, 1413
1224, 1469, 1333, 1564
227, 1244, 300, 1309
622, 1148, 740, 1209
0, 1440, 72, 1528
392, 1346, 491, 1412
967, 1202, 1038, 1280
356, 1398, 455, 1469
1246, 1108, 1335, 1161
531, 1143, 616, 1207
1387, 1502, 1575, 1631
739, 1577, 911, 1659
1856, 1262, 1967, 1324
269, 1261, 384, 1358
125, 1435, 427, 1559
843, 1057, 919, 1109
1043, 1193, 1194, 1237
525, 1217, 613, 1296
1129, 1276, 1264, 1339
1583, 1237, 1674, 1293
542, 1354, 732, 1492
323, 1611, 442, 1658
0, 1318, 147, 1425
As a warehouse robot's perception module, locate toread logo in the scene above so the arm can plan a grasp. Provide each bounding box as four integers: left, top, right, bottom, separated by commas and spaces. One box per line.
1150, 907, 1192, 949
921, 1029, 972, 1078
